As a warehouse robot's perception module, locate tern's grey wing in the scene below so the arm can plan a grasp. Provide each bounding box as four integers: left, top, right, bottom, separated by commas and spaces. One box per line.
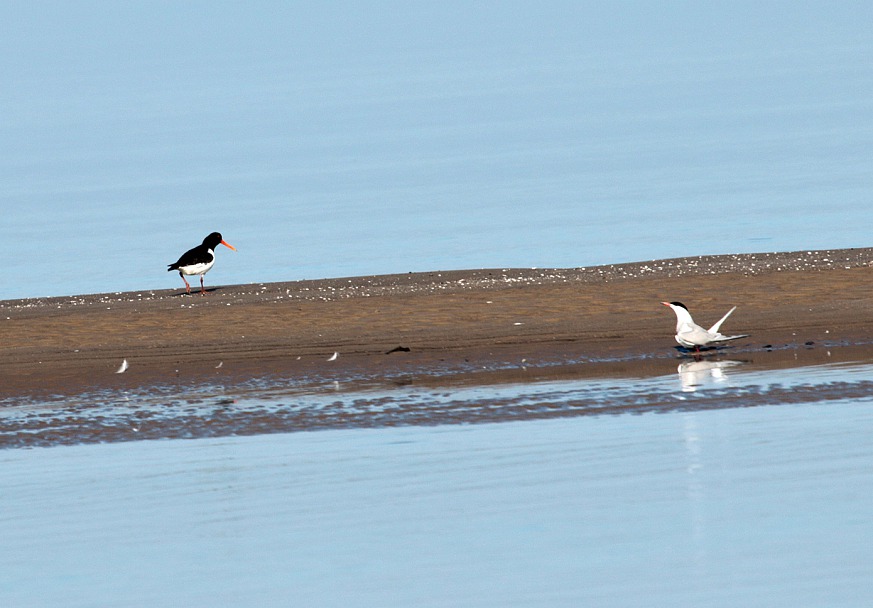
709, 333, 750, 343
676, 324, 718, 347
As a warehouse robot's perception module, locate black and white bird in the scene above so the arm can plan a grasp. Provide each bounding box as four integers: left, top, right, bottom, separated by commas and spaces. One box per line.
661, 301, 749, 350
168, 232, 236, 295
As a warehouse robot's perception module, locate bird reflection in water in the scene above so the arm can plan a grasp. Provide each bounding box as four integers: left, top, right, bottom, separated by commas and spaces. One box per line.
677, 359, 744, 392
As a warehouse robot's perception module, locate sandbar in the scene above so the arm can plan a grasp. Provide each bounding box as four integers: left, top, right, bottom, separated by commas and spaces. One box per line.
2, 248, 873, 400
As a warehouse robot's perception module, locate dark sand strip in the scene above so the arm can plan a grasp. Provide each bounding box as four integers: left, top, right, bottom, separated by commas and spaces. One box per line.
2, 248, 873, 400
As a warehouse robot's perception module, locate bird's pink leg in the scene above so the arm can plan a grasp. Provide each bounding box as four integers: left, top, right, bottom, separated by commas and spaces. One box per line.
181, 273, 191, 294
200, 275, 207, 295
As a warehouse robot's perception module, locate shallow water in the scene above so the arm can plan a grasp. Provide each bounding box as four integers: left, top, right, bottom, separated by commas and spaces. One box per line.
4, 355, 873, 448
3, 358, 873, 605
2, 394, 872, 607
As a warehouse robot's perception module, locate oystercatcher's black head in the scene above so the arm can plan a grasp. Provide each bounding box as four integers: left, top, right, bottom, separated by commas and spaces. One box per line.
203, 232, 237, 251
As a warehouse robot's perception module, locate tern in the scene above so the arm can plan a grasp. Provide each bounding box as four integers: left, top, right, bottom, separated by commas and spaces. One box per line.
168, 232, 236, 295
661, 301, 749, 350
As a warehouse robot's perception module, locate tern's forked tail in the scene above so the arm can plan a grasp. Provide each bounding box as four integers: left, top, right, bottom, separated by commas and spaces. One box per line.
708, 306, 737, 334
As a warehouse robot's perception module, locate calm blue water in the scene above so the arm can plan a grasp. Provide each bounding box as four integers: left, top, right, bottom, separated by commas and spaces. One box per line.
4, 354, 873, 605
3, 397, 872, 607
2, 3, 872, 299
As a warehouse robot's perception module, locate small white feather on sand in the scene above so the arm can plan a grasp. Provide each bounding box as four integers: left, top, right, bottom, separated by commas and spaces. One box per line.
115, 359, 129, 374
327, 352, 339, 361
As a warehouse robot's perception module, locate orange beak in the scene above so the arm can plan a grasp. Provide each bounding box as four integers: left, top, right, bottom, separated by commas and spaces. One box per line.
221, 240, 237, 251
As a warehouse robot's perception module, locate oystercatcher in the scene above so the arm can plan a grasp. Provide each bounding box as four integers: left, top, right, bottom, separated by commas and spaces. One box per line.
661, 301, 749, 351
168, 232, 236, 295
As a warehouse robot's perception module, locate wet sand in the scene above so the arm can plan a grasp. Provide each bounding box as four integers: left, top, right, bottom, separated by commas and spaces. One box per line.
2, 248, 873, 400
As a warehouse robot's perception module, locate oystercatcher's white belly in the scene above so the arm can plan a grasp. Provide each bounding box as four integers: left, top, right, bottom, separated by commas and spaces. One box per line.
178, 259, 215, 276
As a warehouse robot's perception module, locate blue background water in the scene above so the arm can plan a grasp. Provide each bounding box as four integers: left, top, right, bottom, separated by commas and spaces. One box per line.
2, 2, 872, 299
4, 397, 873, 607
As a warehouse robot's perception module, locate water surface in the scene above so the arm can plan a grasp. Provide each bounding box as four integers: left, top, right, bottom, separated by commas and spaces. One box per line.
2, 4, 872, 299
4, 355, 873, 605
2, 394, 871, 607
